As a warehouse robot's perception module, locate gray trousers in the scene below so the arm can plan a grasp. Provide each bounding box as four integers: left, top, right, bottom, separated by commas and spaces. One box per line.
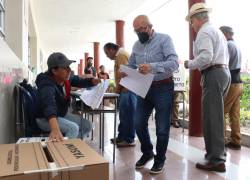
201, 67, 231, 164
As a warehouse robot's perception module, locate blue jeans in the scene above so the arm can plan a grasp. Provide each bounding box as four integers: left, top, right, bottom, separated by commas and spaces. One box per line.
118, 91, 137, 143
36, 112, 92, 138
135, 82, 174, 162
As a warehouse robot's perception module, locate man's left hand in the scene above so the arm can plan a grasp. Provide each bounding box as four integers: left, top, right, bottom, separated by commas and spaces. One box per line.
138, 64, 152, 74
92, 78, 101, 85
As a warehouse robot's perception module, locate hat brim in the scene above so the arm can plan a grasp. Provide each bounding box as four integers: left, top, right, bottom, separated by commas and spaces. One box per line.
58, 60, 76, 68
185, 8, 211, 22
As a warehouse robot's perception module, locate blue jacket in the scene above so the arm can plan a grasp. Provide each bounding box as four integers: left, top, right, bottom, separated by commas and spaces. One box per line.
36, 72, 94, 119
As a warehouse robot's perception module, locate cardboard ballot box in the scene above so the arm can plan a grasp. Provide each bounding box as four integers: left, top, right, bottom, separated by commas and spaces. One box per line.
0, 139, 109, 180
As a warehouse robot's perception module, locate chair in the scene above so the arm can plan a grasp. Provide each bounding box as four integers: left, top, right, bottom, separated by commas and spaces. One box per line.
14, 81, 48, 140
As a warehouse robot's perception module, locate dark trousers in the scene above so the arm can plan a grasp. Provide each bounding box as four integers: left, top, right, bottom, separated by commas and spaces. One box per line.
135, 82, 174, 162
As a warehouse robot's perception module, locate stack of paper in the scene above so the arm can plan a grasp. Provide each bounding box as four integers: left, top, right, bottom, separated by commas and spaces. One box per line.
119, 65, 154, 98
80, 80, 110, 109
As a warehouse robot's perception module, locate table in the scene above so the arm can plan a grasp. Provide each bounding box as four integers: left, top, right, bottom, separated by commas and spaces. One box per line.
71, 91, 119, 163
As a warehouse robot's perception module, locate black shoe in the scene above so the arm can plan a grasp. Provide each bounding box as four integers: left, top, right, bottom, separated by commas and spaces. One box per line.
225, 142, 241, 150
110, 137, 123, 144
135, 153, 154, 169
150, 160, 165, 174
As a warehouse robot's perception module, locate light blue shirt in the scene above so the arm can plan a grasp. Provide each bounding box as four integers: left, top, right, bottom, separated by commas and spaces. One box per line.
128, 32, 179, 81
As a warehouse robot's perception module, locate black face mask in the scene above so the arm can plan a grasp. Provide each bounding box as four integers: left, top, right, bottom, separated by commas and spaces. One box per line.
136, 32, 150, 44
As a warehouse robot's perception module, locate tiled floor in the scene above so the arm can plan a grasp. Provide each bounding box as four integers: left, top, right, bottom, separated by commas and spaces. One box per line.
85, 113, 250, 180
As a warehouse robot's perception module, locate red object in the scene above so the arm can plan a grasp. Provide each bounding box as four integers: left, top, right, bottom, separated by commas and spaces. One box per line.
116, 20, 125, 47
94, 42, 100, 74
64, 80, 71, 100
188, 0, 204, 137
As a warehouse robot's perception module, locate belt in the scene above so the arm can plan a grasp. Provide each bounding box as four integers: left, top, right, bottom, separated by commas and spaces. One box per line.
151, 77, 173, 86
201, 64, 228, 74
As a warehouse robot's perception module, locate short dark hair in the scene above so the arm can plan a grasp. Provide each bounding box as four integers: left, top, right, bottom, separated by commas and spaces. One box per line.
99, 65, 104, 69
104, 43, 120, 50
87, 57, 93, 61
47, 67, 59, 76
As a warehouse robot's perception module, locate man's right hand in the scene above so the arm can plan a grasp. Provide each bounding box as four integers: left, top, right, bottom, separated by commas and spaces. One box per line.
119, 72, 128, 78
48, 117, 64, 142
49, 128, 64, 142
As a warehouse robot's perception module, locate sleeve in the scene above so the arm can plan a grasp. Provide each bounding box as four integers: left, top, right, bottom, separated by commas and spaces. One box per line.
70, 75, 94, 88
115, 55, 128, 93
128, 52, 138, 69
39, 86, 57, 120
188, 32, 213, 70
150, 35, 179, 75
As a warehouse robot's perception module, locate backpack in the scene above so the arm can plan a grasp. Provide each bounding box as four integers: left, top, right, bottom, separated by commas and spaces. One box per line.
17, 80, 43, 137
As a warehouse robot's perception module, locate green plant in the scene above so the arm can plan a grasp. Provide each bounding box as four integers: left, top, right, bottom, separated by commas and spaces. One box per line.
240, 74, 250, 126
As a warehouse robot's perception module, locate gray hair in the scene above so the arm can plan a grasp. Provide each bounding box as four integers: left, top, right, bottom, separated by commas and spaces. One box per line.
192, 11, 209, 20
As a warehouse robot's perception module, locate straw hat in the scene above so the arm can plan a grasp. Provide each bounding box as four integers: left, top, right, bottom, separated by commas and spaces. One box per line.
185, 3, 211, 21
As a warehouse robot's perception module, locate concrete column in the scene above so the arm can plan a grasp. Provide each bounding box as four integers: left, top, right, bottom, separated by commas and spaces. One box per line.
84, 52, 89, 69
77, 64, 81, 75
93, 42, 100, 73
188, 0, 205, 137
115, 20, 125, 47
79, 59, 83, 75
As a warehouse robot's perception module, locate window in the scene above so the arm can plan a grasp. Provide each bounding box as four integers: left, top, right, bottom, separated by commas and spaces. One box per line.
0, 0, 5, 37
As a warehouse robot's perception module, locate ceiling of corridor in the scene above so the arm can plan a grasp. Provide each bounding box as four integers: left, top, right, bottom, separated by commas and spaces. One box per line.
30, 0, 149, 59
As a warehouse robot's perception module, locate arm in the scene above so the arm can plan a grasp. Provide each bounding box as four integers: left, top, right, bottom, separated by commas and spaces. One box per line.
39, 86, 64, 141
70, 75, 99, 88
149, 35, 179, 74
187, 33, 213, 70
115, 55, 128, 93
48, 117, 64, 141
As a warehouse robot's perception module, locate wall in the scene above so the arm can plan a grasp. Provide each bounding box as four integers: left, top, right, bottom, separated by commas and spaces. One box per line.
5, 0, 29, 67
0, 0, 45, 143
0, 38, 27, 143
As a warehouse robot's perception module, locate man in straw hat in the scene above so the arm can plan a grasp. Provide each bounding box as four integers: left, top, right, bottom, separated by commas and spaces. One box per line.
184, 3, 231, 172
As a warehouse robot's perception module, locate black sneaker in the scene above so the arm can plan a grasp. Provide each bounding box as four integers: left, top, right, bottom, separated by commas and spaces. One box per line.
110, 137, 123, 144
225, 142, 241, 150
135, 153, 154, 169
150, 160, 165, 174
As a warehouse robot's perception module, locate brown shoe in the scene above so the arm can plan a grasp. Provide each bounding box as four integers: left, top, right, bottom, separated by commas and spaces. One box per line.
116, 140, 136, 147
225, 142, 241, 150
196, 162, 226, 172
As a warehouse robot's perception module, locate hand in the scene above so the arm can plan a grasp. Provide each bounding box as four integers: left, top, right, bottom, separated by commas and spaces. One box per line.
92, 78, 101, 85
138, 64, 152, 74
119, 72, 128, 78
184, 60, 189, 69
49, 128, 64, 142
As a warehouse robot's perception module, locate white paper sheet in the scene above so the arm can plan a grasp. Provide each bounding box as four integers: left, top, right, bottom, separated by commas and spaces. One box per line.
80, 80, 110, 109
119, 65, 154, 98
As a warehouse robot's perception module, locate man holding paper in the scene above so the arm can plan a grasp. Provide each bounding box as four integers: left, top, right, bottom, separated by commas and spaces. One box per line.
104, 43, 137, 147
128, 15, 179, 174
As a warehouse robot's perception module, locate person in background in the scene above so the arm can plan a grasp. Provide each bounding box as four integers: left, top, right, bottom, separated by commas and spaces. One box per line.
104, 42, 137, 147
220, 26, 243, 150
184, 3, 230, 172
128, 15, 178, 174
98, 65, 110, 79
171, 92, 181, 128
35, 52, 101, 141
84, 57, 97, 77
